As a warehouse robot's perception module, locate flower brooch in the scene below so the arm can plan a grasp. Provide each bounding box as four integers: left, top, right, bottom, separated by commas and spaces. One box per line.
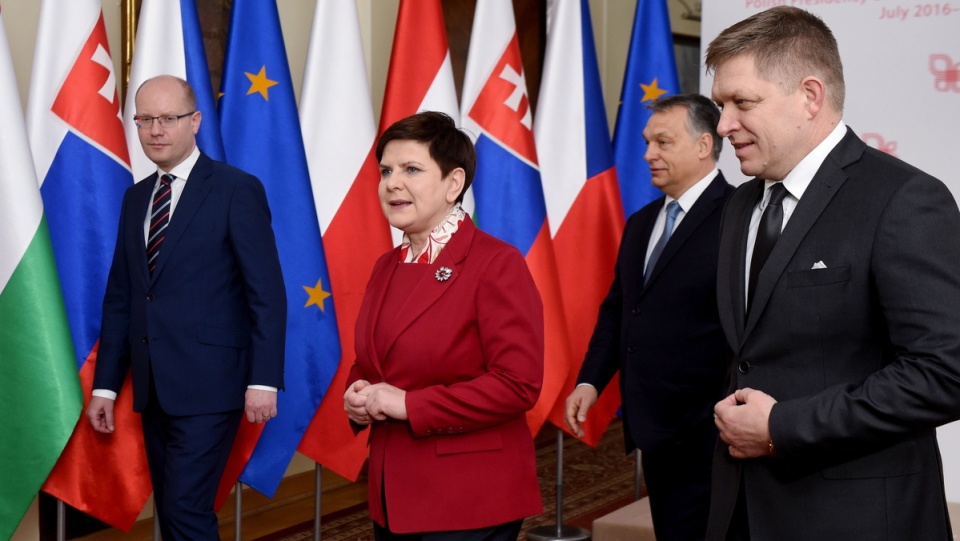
435, 266, 453, 282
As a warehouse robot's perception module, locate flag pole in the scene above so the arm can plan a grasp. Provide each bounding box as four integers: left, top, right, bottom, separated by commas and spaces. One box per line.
56, 499, 66, 541
314, 464, 323, 541
525, 429, 591, 541
234, 482, 242, 541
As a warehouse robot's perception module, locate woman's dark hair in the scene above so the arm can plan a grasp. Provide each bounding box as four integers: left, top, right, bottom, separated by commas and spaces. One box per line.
376, 111, 476, 203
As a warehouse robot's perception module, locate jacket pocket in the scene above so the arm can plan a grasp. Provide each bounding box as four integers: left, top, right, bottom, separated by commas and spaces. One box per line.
786, 265, 851, 288
436, 429, 503, 456
821, 438, 920, 479
197, 325, 249, 348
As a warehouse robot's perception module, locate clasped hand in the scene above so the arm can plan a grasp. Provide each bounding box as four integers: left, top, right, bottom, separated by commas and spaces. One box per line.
344, 380, 408, 425
714, 387, 777, 459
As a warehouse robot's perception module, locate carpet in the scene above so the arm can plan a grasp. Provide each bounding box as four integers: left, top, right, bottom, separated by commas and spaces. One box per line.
266, 420, 638, 541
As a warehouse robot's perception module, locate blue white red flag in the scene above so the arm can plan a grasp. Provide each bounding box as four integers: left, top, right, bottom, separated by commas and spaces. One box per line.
613, 0, 681, 216
28, 0, 147, 530
461, 0, 572, 435
219, 0, 341, 497
536, 0, 626, 446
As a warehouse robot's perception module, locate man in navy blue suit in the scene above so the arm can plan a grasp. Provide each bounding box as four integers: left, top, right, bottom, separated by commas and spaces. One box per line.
87, 75, 286, 541
566, 94, 732, 541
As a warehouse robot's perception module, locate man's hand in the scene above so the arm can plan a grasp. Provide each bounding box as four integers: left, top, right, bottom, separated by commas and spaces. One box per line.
564, 385, 599, 438
87, 396, 116, 434
714, 387, 777, 459
344, 379, 373, 425
359, 383, 408, 421
245, 388, 278, 424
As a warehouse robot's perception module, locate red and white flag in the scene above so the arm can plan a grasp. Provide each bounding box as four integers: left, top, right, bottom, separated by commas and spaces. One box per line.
536, 0, 626, 446
296, 0, 393, 482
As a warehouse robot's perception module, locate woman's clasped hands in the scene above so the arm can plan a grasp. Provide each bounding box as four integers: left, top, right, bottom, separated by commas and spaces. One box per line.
344, 380, 408, 425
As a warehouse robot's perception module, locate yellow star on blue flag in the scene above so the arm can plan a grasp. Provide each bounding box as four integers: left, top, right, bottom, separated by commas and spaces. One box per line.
245, 65, 278, 100
303, 278, 332, 311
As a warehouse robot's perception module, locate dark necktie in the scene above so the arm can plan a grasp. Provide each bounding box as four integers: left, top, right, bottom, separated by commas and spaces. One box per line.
645, 200, 681, 285
147, 174, 174, 275
748, 182, 787, 308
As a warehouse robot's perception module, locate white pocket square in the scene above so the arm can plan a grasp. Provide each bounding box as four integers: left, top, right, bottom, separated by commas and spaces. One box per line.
811, 261, 827, 269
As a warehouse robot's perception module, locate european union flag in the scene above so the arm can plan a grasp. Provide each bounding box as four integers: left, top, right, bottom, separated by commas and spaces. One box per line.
219, 0, 340, 496
612, 0, 681, 217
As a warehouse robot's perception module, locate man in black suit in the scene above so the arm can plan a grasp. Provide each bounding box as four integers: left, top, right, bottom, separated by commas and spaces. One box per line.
566, 94, 733, 541
87, 75, 286, 541
707, 7, 960, 540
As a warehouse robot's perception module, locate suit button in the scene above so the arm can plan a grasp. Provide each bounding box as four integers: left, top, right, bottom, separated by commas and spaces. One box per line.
631, 307, 640, 315
146, 294, 155, 301
626, 346, 636, 353
447, 428, 454, 434
141, 337, 148, 344
738, 361, 750, 374
426, 429, 432, 435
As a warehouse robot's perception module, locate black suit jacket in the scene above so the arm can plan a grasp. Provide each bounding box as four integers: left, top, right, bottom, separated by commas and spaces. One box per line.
578, 172, 733, 452
95, 153, 286, 416
708, 128, 960, 540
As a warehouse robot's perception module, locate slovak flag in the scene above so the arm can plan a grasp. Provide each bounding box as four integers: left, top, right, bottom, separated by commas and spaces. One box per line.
123, 0, 225, 181
461, 0, 572, 434
536, 0, 626, 446
297, 0, 393, 483
28, 0, 147, 530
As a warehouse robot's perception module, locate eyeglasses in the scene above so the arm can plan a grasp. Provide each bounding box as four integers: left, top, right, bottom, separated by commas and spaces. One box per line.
134, 112, 196, 129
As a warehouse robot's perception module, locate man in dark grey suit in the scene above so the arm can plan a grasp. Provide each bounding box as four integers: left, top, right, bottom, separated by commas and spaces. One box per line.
566, 94, 733, 541
707, 7, 960, 540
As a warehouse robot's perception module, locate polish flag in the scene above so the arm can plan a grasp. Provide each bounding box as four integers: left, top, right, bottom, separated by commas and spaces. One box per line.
536, 0, 626, 446
461, 0, 572, 434
296, 0, 393, 482
28, 0, 146, 529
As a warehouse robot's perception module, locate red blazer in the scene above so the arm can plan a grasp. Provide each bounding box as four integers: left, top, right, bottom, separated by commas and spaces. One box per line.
348, 216, 544, 533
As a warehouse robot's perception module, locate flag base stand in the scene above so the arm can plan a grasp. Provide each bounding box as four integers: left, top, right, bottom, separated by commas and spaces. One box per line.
526, 525, 591, 541
526, 429, 592, 541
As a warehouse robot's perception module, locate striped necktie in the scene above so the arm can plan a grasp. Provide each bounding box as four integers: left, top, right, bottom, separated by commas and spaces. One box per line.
147, 174, 174, 275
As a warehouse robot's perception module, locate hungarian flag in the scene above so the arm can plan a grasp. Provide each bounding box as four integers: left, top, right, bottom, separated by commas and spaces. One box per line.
28, 0, 148, 530
0, 9, 82, 539
462, 0, 572, 434
536, 0, 626, 446
379, 0, 459, 133
296, 0, 392, 482
218, 0, 341, 498
613, 0, 681, 217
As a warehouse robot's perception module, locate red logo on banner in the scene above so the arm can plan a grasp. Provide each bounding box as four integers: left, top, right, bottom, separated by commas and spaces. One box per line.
930, 54, 960, 93
467, 33, 538, 165
50, 13, 130, 165
862, 133, 898, 157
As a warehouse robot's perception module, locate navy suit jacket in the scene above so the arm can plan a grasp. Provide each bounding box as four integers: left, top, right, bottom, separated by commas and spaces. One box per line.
578, 172, 733, 452
708, 129, 960, 540
95, 153, 286, 416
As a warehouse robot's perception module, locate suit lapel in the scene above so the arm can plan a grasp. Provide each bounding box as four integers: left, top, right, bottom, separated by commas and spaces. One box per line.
149, 154, 215, 283
363, 215, 477, 374
743, 130, 861, 339
644, 173, 728, 291
357, 250, 401, 382
718, 179, 762, 346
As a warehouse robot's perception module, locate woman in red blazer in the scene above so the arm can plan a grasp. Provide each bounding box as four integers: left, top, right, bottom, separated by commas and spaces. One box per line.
344, 112, 544, 540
